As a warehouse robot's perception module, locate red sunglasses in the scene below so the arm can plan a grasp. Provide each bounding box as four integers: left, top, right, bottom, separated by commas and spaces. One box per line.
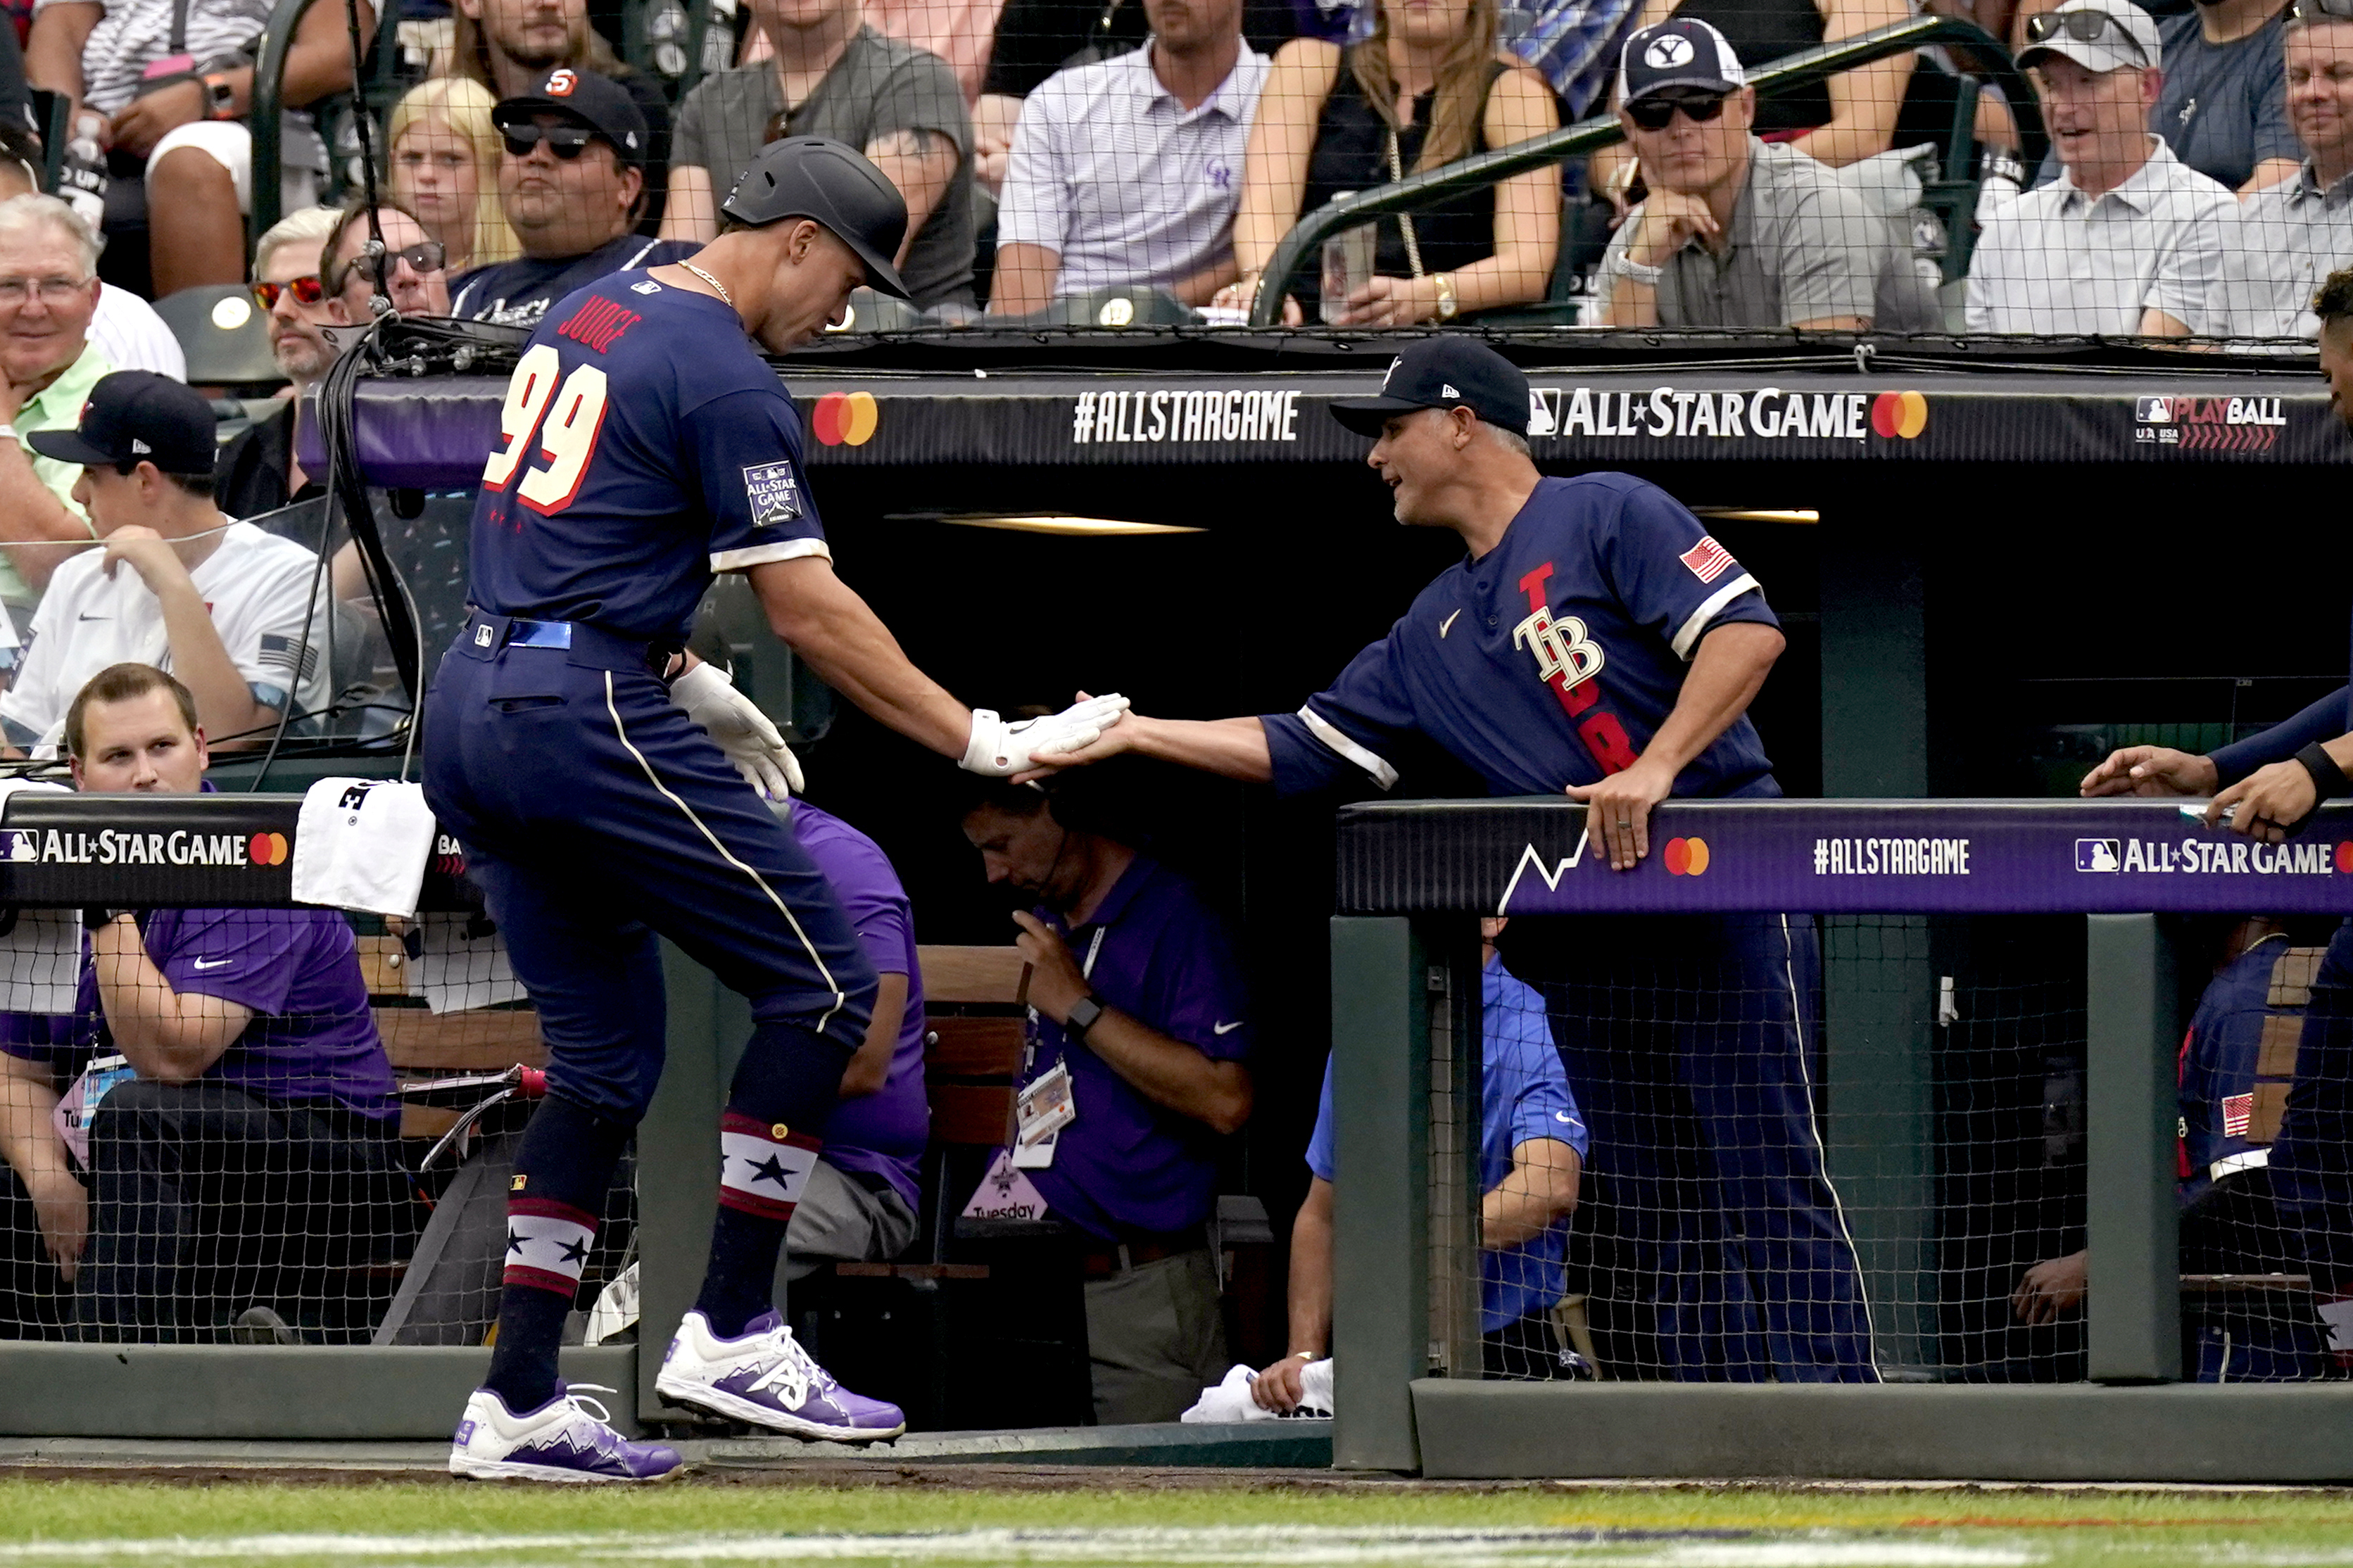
251, 275, 328, 309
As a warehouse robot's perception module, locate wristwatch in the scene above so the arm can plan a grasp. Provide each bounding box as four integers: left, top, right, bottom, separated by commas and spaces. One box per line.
1433, 272, 1458, 321
1065, 993, 1107, 1043
201, 73, 236, 120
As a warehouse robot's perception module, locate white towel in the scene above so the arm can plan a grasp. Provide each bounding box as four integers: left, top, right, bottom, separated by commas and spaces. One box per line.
0, 777, 80, 1012
410, 911, 526, 1013
1179, 1358, 1334, 1423
290, 778, 439, 918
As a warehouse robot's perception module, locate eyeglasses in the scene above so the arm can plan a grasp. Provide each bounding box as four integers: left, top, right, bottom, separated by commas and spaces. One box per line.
0, 276, 91, 306
2022, 11, 2150, 63
338, 241, 447, 288
1626, 91, 1729, 131
500, 123, 600, 160
252, 275, 327, 309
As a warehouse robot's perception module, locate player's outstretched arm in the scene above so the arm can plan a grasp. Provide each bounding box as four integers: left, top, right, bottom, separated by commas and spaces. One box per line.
1021, 712, 1276, 784
2078, 746, 2219, 799
748, 556, 986, 760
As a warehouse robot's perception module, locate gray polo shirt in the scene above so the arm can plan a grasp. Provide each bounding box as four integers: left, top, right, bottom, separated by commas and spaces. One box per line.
1966, 137, 2238, 336
1599, 140, 1938, 331
673, 27, 976, 308
2220, 160, 2353, 339
997, 37, 1268, 296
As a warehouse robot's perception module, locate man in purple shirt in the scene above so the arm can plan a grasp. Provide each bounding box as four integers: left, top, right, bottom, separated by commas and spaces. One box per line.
779, 802, 926, 1282
0, 663, 404, 1341
959, 777, 1254, 1423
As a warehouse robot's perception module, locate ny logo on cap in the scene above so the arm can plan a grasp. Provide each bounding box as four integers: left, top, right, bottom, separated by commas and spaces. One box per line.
1645, 33, 1696, 68
545, 68, 578, 95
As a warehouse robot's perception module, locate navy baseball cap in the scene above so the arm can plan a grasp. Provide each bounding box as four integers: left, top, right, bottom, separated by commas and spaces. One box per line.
29, 371, 217, 475
722, 137, 911, 300
1617, 17, 1748, 104
1330, 337, 1532, 437
493, 67, 648, 165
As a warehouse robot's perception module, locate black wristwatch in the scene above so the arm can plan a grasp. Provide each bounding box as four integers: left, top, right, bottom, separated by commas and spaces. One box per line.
1065, 993, 1107, 1043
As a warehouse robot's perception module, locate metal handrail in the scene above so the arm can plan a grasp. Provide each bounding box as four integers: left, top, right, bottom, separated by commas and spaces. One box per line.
1249, 15, 2045, 327
246, 0, 316, 246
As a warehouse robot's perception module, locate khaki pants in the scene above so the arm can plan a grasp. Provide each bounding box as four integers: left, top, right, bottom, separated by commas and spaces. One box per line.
778, 1157, 919, 1286
1083, 1247, 1228, 1424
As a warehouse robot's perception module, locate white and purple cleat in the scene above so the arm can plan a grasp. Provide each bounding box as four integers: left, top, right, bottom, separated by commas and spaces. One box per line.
655, 1308, 907, 1441
448, 1382, 685, 1483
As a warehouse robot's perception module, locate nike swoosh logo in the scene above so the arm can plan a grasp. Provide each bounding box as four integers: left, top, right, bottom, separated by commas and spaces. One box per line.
1439, 609, 1462, 638
1556, 1111, 1577, 1123
77, 614, 108, 621
190, 957, 232, 970
1213, 1020, 1243, 1035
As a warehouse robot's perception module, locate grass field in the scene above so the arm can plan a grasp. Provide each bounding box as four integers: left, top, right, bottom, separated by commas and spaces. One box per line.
4, 1479, 2353, 1567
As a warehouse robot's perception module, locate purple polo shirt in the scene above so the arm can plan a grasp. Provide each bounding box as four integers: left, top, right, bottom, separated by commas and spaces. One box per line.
1019, 854, 1252, 1243
0, 906, 396, 1121
793, 802, 927, 1208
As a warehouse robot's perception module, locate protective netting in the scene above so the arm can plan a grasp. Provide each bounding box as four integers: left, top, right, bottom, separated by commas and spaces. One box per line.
1439, 913, 2353, 1386
0, 904, 624, 1346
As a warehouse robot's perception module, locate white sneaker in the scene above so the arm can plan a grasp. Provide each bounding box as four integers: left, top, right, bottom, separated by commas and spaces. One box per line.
448, 1382, 686, 1483
655, 1308, 907, 1441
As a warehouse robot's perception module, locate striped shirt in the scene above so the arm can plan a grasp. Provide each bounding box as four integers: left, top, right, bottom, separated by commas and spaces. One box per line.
34, 0, 324, 168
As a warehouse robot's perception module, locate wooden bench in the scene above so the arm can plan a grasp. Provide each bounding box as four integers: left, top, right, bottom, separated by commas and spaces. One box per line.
358, 935, 545, 1141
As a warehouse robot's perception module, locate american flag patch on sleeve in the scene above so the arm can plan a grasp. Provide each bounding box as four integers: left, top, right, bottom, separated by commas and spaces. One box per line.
2223, 1093, 2254, 1139
1679, 536, 1737, 584
259, 633, 319, 682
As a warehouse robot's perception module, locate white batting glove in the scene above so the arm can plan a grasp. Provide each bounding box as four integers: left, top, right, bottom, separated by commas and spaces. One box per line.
961, 694, 1130, 776
671, 662, 806, 802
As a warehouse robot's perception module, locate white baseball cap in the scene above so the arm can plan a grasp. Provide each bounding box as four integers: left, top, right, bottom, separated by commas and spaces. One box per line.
2018, 0, 2162, 75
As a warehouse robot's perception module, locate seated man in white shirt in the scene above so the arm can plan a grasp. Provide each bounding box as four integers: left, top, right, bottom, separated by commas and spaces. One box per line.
1, 371, 329, 754
1964, 0, 2239, 336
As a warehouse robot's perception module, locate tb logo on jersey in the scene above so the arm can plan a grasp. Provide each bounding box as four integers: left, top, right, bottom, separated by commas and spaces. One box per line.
1512, 605, 1604, 692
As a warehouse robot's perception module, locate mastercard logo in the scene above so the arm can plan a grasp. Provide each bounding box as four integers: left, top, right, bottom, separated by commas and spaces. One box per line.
811, 391, 878, 447
1663, 836, 1710, 876
1869, 391, 1928, 440
2338, 842, 2353, 874
248, 831, 288, 867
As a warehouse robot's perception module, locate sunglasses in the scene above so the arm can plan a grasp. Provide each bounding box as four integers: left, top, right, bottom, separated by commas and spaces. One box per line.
501, 123, 600, 159
1627, 91, 1729, 131
2290, 0, 2353, 23
2021, 10, 2149, 63
251, 274, 327, 309
342, 241, 447, 285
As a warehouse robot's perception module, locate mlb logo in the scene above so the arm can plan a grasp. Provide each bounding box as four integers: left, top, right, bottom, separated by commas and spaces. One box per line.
2136, 397, 2173, 424
1527, 388, 1561, 438
0, 831, 30, 862
474, 624, 493, 647
2076, 839, 2121, 873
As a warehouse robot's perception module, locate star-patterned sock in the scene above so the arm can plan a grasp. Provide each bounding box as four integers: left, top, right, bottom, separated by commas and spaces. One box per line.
484, 1094, 629, 1415
693, 1112, 824, 1338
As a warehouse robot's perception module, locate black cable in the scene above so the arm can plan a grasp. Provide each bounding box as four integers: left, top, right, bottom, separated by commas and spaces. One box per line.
344, 0, 388, 317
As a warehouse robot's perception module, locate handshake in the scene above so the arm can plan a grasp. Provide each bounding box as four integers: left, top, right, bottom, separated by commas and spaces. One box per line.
961, 693, 1130, 777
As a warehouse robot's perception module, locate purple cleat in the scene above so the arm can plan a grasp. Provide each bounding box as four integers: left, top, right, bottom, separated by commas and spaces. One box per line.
656, 1308, 907, 1441
448, 1382, 685, 1483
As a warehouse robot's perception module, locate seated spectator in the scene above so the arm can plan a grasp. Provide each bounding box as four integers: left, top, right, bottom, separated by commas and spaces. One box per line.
2014, 917, 2326, 1381
389, 77, 522, 279
988, 0, 1270, 315
2152, 0, 2300, 194
778, 800, 926, 1281
959, 777, 1252, 1424
322, 198, 453, 323
1966, 0, 2239, 336
215, 206, 339, 519
2221, 4, 2353, 338
1596, 20, 1938, 331
0, 194, 114, 607
1214, 0, 1560, 327
0, 127, 182, 380
4, 372, 332, 753
451, 0, 670, 232
862, 0, 999, 104
24, 0, 367, 294
448, 70, 701, 327
662, 0, 976, 311
1254, 918, 1586, 1409
0, 663, 404, 1341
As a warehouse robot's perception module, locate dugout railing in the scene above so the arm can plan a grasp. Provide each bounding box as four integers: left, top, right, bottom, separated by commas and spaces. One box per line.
1328, 797, 2353, 1481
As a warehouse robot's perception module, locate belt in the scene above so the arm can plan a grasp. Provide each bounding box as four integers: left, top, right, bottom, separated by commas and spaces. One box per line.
461, 609, 681, 676
1076, 1224, 1208, 1279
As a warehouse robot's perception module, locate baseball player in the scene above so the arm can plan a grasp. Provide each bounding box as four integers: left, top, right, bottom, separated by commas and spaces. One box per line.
1034, 335, 1877, 1382
427, 137, 1125, 1483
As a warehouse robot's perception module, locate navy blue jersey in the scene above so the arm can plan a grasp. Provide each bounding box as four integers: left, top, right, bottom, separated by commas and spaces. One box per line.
465, 272, 829, 644
1262, 474, 1781, 798
2178, 934, 2304, 1206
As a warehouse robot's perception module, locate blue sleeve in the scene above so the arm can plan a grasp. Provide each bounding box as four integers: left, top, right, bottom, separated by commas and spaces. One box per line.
1261, 626, 1418, 797
1305, 1056, 1335, 1182
2209, 688, 2349, 788
1484, 981, 1589, 1160
1141, 897, 1253, 1062
686, 386, 830, 574
2252, 32, 2299, 168
1596, 479, 1777, 662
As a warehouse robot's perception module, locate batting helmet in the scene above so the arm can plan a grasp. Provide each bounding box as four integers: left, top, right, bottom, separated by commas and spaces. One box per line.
721, 136, 910, 301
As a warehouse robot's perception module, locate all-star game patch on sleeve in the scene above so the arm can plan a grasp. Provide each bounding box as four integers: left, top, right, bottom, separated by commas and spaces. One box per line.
693, 386, 833, 575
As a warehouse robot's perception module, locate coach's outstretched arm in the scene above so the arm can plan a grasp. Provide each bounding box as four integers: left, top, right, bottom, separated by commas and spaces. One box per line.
750, 557, 1126, 772
2081, 685, 2353, 845
1029, 709, 1277, 783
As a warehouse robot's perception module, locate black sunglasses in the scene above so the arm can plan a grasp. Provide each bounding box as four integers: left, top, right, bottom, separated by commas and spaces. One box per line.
2290, 0, 2353, 23
344, 240, 447, 284
2021, 10, 2149, 63
1627, 91, 1729, 131
501, 123, 600, 159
